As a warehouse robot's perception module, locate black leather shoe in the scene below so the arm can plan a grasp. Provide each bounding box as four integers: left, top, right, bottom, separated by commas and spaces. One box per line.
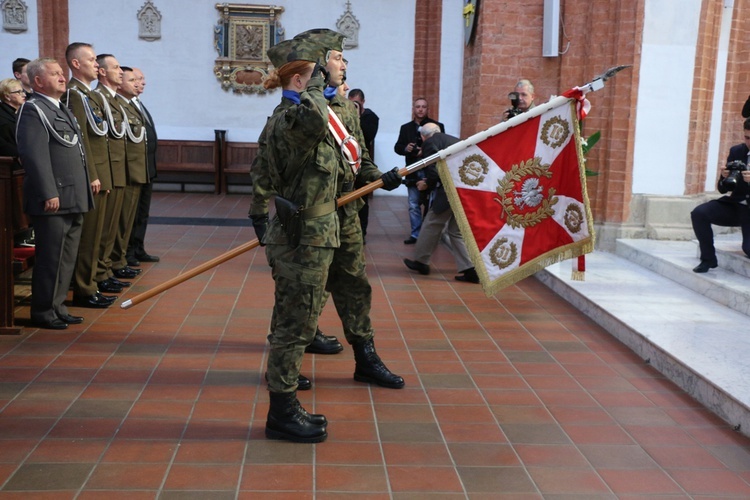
305, 329, 344, 354
98, 279, 123, 293
58, 313, 84, 324
403, 237, 417, 245
455, 267, 480, 283
73, 293, 113, 308
113, 267, 140, 279
108, 277, 131, 288
297, 374, 312, 391
404, 258, 430, 275
137, 253, 160, 262
33, 318, 68, 330
126, 258, 141, 267
693, 261, 718, 273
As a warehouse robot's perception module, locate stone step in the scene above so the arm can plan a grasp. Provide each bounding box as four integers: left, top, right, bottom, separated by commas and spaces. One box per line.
615, 238, 750, 317
535, 249, 750, 438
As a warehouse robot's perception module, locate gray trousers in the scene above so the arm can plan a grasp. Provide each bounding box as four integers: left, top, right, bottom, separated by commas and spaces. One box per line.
413, 208, 473, 272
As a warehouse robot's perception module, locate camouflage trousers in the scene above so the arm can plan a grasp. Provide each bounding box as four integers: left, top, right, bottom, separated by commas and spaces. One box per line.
265, 215, 374, 393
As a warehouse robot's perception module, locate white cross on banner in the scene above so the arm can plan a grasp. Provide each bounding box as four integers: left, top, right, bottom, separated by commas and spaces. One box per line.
438, 100, 594, 297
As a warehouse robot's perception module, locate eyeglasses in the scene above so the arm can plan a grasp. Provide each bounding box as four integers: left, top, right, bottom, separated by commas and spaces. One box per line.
8, 90, 25, 95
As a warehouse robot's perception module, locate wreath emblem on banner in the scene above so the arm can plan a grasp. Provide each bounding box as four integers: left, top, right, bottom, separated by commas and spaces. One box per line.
564, 203, 584, 233
489, 237, 518, 270
458, 153, 489, 186
540, 116, 570, 149
495, 157, 557, 229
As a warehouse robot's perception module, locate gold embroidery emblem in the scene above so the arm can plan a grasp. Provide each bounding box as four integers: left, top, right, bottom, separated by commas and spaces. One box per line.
564, 203, 584, 234
540, 116, 570, 149
495, 157, 558, 229
489, 238, 518, 270
458, 153, 489, 186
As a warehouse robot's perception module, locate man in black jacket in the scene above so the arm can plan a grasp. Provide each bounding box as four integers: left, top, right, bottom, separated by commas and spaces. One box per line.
690, 118, 750, 273
394, 97, 444, 244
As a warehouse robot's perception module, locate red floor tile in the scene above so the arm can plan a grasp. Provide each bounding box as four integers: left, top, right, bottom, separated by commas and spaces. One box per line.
2, 193, 749, 497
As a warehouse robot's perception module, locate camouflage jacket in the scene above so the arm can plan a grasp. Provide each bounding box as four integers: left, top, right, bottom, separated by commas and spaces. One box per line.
256, 75, 383, 248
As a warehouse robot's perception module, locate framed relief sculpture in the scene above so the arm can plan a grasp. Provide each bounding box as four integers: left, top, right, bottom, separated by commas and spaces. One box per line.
214, 3, 285, 94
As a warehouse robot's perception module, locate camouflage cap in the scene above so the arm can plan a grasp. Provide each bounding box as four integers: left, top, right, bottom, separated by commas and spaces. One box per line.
294, 28, 346, 53
266, 39, 324, 69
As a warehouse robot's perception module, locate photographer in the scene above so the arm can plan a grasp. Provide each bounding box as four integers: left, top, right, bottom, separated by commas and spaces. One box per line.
690, 118, 750, 273
503, 79, 535, 121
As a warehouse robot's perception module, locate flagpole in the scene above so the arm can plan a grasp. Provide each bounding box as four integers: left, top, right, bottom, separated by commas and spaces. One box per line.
121, 67, 627, 309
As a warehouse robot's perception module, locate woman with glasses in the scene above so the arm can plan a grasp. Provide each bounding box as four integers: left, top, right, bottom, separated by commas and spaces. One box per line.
0, 78, 26, 158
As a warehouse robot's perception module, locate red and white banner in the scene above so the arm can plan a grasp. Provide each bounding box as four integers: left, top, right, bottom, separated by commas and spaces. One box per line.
438, 100, 594, 296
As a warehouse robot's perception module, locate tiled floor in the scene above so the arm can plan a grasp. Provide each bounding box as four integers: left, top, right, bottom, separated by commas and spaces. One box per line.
3, 192, 750, 498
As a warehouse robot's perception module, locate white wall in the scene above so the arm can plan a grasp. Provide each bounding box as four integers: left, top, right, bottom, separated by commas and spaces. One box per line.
56, 0, 462, 194
632, 0, 701, 195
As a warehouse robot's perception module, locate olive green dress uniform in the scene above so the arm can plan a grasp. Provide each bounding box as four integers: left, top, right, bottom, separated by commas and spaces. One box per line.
263, 70, 384, 394
64, 79, 112, 298
111, 95, 147, 272
94, 84, 127, 283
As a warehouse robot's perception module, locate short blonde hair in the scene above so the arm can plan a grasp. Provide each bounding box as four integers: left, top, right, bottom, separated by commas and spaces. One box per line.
0, 78, 22, 101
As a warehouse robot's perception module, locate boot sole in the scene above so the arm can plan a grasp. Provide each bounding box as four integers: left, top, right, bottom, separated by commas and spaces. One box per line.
265, 427, 328, 443
354, 372, 405, 389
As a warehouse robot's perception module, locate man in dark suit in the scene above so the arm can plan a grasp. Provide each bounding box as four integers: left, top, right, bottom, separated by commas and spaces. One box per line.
126, 67, 159, 266
16, 58, 93, 329
403, 123, 478, 283
64, 42, 117, 309
691, 118, 750, 273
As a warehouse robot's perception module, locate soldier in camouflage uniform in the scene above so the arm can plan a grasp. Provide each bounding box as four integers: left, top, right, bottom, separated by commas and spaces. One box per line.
256, 30, 403, 443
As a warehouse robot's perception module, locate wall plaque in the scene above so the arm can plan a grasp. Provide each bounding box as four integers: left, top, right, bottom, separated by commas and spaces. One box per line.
1, 0, 28, 34
137, 1, 162, 41
214, 3, 285, 94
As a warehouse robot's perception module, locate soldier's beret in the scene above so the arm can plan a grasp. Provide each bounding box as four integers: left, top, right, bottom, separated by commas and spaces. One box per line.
267, 39, 324, 69
294, 28, 346, 53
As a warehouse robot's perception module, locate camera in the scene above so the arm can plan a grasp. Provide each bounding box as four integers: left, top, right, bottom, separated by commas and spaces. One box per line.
505, 91, 523, 119
723, 160, 748, 189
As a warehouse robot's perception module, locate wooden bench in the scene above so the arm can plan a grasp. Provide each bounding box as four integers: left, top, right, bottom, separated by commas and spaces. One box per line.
221, 141, 259, 194
155, 139, 220, 194
1, 157, 24, 334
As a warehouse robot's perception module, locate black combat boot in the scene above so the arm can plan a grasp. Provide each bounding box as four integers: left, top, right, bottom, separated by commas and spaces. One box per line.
352, 338, 405, 389
266, 391, 327, 443
305, 328, 344, 354
292, 398, 327, 426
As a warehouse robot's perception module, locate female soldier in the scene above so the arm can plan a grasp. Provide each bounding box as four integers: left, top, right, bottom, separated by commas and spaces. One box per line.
259, 32, 402, 443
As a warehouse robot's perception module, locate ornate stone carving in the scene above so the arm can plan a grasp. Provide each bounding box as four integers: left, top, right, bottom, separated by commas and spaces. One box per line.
137, 1, 162, 41
336, 0, 359, 50
213, 3, 285, 95
1, 0, 28, 34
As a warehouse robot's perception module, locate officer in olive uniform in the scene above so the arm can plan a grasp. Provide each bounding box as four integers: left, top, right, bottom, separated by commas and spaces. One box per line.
257, 31, 402, 443
95, 54, 140, 293
64, 42, 117, 309
113, 67, 149, 276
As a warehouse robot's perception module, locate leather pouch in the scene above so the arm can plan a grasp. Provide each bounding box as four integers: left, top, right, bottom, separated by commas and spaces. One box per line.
274, 195, 302, 246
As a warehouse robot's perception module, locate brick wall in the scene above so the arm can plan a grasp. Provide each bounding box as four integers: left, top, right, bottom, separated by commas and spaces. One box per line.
37, 0, 68, 69
685, 1, 723, 195
721, 1, 750, 171
414, 0, 443, 120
